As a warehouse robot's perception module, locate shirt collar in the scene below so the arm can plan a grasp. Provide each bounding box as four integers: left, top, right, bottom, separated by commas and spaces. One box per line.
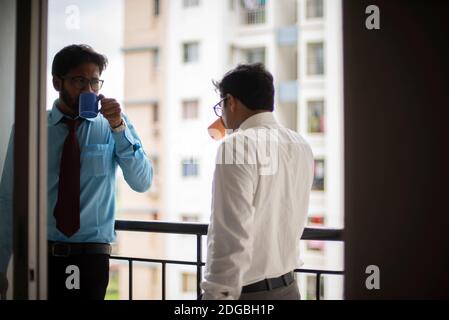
48, 99, 96, 126
239, 111, 278, 130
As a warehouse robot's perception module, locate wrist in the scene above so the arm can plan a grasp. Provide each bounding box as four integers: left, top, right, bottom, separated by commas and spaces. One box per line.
110, 118, 123, 129
110, 118, 127, 132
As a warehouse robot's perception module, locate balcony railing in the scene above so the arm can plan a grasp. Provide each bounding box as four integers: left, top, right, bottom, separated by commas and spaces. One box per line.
241, 6, 266, 25
113, 220, 344, 300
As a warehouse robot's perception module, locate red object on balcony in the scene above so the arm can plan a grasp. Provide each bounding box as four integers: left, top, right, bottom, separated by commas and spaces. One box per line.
309, 216, 324, 225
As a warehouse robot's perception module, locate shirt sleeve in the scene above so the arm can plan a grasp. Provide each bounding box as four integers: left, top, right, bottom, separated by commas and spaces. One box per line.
201, 137, 257, 300
112, 114, 153, 193
0, 127, 14, 273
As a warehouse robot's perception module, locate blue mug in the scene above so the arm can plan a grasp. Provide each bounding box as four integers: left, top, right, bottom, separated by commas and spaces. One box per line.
79, 92, 101, 119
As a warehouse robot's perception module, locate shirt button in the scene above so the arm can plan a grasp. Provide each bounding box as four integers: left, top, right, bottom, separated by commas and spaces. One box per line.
133, 142, 141, 152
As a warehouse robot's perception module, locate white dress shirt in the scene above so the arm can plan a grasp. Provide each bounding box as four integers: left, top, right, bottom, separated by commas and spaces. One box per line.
201, 112, 314, 299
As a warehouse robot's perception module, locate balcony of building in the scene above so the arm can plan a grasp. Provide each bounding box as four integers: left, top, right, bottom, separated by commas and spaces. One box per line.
239, 0, 267, 25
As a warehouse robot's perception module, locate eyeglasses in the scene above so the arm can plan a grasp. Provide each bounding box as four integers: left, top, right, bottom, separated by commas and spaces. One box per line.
61, 76, 104, 91
212, 97, 227, 117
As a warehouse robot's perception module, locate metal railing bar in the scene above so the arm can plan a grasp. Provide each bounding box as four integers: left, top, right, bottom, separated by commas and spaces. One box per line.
162, 262, 166, 300
112, 258, 344, 276
129, 259, 133, 300
111, 255, 205, 267
294, 268, 343, 275
316, 272, 321, 301
196, 234, 202, 299
115, 220, 343, 241
115, 220, 208, 235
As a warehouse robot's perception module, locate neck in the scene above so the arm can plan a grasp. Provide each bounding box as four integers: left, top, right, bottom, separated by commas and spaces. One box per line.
238, 110, 269, 128
57, 99, 77, 118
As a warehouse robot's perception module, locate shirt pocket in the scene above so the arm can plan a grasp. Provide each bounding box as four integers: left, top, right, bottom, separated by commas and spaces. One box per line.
81, 144, 112, 177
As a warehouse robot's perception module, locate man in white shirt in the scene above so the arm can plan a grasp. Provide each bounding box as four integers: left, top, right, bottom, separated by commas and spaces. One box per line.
201, 63, 314, 300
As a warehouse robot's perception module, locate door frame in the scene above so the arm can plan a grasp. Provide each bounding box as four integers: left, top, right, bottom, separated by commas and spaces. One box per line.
13, 0, 48, 300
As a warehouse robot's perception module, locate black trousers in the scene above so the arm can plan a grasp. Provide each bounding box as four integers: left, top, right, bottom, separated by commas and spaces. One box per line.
48, 253, 110, 300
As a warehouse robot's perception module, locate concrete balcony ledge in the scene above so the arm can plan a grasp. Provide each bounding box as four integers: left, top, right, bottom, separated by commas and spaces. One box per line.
123, 99, 159, 106
122, 45, 159, 53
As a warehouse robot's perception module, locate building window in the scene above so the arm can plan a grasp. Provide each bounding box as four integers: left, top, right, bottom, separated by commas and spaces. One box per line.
150, 212, 160, 220
243, 47, 265, 64
308, 100, 325, 133
312, 159, 325, 191
306, 275, 324, 300
307, 216, 325, 251
240, 0, 266, 25
183, 0, 200, 8
306, 0, 324, 19
153, 103, 159, 123
153, 48, 160, 68
180, 214, 200, 222
182, 100, 199, 120
149, 156, 159, 196
154, 0, 160, 16
181, 272, 197, 293
150, 267, 161, 294
309, 216, 324, 225
182, 158, 199, 177
307, 42, 324, 75
183, 42, 200, 63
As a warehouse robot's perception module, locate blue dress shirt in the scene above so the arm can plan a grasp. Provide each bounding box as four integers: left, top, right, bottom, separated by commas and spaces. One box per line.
0, 99, 153, 272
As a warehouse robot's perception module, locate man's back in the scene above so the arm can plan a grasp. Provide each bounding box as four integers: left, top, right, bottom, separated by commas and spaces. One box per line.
203, 112, 314, 298
237, 112, 314, 284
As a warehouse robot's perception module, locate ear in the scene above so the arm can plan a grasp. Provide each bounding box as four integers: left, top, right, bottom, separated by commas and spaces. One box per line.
228, 94, 237, 112
52, 76, 62, 92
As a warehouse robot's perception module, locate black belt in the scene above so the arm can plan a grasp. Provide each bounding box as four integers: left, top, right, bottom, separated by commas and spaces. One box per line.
242, 271, 295, 294
48, 242, 112, 257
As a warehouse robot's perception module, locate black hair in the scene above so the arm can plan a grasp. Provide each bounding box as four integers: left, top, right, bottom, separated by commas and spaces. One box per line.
213, 63, 274, 111
51, 44, 108, 77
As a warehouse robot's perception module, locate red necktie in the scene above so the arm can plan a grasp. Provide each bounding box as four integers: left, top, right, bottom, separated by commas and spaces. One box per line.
53, 118, 81, 237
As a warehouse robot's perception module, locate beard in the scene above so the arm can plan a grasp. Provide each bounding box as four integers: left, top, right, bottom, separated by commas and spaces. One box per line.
60, 88, 79, 115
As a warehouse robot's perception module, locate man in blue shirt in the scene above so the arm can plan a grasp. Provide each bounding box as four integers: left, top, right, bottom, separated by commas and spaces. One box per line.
0, 44, 153, 299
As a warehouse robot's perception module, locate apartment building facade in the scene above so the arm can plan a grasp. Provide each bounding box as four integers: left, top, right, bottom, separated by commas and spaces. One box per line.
117, 0, 343, 300
115, 0, 167, 300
